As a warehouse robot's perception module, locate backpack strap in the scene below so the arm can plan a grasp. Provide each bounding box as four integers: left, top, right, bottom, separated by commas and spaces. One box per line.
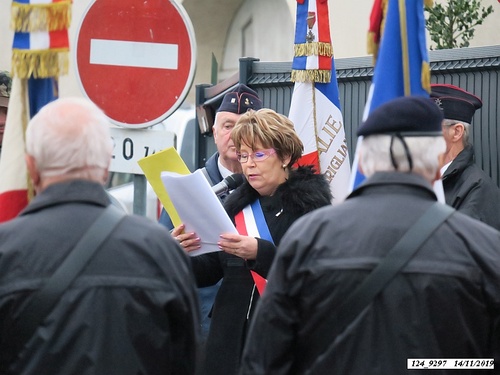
8, 205, 126, 366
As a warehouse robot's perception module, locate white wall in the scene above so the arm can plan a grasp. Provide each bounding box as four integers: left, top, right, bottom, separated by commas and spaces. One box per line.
220, 0, 294, 80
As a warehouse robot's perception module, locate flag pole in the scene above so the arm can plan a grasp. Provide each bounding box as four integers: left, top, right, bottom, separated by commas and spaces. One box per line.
398, 0, 411, 95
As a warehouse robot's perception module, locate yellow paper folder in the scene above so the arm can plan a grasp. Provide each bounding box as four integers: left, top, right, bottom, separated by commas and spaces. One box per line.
137, 147, 190, 227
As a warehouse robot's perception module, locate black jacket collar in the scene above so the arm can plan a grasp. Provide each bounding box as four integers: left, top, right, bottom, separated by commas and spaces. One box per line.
349, 172, 438, 201
442, 145, 475, 181
224, 165, 332, 218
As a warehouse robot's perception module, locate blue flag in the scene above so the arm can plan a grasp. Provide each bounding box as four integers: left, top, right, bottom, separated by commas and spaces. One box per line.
349, 0, 431, 191
28, 77, 59, 117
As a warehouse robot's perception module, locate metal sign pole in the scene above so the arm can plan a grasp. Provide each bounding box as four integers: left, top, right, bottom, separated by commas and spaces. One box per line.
133, 174, 147, 216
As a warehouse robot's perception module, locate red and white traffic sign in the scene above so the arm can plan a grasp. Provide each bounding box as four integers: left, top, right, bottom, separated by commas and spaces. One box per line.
75, 0, 196, 128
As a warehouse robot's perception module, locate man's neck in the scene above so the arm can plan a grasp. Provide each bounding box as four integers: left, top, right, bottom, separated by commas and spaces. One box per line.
219, 158, 241, 176
443, 144, 465, 165
218, 158, 239, 178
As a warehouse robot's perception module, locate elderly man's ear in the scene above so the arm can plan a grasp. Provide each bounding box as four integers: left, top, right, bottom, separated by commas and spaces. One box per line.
447, 123, 465, 143
25, 154, 40, 191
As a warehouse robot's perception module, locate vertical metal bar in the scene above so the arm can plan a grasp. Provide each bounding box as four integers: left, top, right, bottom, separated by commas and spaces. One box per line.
239, 57, 259, 84
133, 174, 147, 217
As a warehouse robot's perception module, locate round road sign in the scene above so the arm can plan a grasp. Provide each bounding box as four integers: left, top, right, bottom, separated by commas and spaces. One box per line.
75, 0, 196, 128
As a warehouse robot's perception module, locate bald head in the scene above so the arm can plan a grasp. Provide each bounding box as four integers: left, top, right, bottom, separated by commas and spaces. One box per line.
26, 98, 113, 190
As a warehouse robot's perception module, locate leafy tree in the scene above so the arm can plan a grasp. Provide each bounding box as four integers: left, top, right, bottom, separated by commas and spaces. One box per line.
425, 0, 494, 50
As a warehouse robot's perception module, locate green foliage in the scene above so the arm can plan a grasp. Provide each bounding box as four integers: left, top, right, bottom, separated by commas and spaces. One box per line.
425, 0, 494, 50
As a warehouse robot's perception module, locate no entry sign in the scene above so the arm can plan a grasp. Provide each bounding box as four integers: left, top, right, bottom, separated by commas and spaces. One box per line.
75, 0, 196, 128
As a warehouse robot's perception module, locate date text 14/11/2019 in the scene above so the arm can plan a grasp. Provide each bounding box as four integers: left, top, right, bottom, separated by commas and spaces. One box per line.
407, 359, 494, 370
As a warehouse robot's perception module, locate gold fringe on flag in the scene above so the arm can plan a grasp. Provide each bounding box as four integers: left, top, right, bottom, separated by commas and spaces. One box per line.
424, 0, 433, 8
294, 42, 333, 58
421, 61, 431, 93
367, 31, 378, 57
12, 49, 69, 79
291, 69, 331, 83
11, 1, 72, 32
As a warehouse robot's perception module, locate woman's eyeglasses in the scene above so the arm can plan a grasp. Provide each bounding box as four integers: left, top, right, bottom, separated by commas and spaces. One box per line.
237, 149, 276, 163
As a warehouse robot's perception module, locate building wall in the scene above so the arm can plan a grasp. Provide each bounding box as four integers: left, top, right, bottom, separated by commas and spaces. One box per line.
0, 0, 499, 108
219, 0, 294, 80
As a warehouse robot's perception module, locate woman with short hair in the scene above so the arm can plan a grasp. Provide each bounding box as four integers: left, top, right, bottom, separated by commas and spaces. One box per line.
173, 108, 332, 375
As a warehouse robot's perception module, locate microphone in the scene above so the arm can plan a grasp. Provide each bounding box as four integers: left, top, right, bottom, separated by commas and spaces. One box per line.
212, 173, 245, 196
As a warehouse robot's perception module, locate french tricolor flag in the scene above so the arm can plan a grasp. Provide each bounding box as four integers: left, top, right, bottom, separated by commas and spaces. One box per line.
0, 0, 70, 223
13, 29, 69, 52
288, 0, 351, 204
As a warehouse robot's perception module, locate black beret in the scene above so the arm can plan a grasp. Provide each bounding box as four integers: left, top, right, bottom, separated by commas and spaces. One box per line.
357, 96, 444, 137
217, 84, 262, 114
430, 84, 482, 124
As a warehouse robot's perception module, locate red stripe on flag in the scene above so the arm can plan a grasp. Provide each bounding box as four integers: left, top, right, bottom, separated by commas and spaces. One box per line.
318, 55, 331, 70
369, 0, 384, 45
49, 30, 69, 49
296, 150, 320, 172
0, 190, 29, 222
316, 0, 331, 44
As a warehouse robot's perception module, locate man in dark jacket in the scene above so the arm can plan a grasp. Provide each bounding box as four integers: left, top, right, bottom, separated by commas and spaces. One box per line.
240, 96, 500, 375
159, 84, 262, 339
431, 84, 500, 230
0, 98, 201, 375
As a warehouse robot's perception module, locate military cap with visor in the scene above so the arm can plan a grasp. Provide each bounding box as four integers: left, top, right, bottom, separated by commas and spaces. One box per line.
430, 84, 482, 124
217, 84, 263, 114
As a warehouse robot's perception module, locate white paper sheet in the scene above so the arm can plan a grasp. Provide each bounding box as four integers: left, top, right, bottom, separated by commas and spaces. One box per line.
161, 169, 238, 256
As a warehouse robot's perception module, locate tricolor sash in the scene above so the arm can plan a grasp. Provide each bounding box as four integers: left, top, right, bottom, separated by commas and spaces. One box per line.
234, 200, 272, 295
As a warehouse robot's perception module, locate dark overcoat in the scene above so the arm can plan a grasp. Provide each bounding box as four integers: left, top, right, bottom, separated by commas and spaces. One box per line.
0, 180, 200, 375
241, 172, 500, 375
442, 145, 500, 230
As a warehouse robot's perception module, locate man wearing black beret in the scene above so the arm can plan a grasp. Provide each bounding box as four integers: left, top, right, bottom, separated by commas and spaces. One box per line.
431, 84, 500, 230
158, 83, 262, 350
240, 95, 500, 374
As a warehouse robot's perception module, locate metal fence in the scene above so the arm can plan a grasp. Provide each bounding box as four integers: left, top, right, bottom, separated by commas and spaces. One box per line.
196, 45, 500, 186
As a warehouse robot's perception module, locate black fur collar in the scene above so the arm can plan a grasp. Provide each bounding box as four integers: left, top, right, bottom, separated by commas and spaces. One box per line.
224, 166, 332, 218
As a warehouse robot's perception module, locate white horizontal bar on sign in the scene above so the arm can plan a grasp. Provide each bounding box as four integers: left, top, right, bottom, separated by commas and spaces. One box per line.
90, 39, 178, 70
